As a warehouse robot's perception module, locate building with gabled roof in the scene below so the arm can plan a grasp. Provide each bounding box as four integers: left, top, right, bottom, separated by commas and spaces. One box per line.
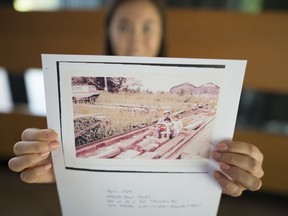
170, 82, 219, 95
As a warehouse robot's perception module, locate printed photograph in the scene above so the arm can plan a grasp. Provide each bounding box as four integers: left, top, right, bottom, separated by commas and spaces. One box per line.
71, 76, 220, 161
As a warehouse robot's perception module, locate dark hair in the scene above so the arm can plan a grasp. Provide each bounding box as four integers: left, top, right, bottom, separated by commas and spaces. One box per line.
104, 0, 166, 57
164, 117, 171, 122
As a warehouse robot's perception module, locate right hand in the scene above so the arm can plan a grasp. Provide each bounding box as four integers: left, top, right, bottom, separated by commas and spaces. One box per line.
8, 128, 59, 183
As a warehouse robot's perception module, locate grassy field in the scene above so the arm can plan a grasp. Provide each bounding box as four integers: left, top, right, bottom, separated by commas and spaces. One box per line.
73, 91, 218, 145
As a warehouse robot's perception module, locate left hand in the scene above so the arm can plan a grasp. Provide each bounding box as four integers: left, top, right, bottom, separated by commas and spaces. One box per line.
212, 140, 264, 197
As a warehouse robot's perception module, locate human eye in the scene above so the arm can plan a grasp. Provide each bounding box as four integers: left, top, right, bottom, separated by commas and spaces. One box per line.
143, 23, 152, 33
118, 21, 132, 33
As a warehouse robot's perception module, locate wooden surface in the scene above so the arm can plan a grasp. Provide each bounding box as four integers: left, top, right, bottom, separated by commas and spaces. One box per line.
234, 129, 288, 195
0, 9, 105, 71
1, 8, 288, 93
0, 112, 47, 157
1, 8, 288, 194
166, 10, 288, 94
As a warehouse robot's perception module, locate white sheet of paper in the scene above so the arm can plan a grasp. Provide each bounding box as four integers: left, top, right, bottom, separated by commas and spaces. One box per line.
42, 54, 246, 216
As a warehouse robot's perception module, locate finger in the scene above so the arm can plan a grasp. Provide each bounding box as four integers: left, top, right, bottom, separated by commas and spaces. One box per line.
216, 141, 264, 163
8, 152, 50, 172
212, 152, 264, 178
21, 128, 58, 142
219, 162, 262, 192
13, 140, 59, 156
213, 171, 245, 197
20, 163, 53, 183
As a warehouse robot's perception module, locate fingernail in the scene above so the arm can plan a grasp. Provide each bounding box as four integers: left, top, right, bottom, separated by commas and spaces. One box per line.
216, 142, 228, 151
212, 151, 222, 159
41, 152, 50, 158
213, 171, 221, 179
46, 132, 57, 140
43, 163, 52, 170
252, 180, 262, 191
220, 162, 230, 170
49, 141, 59, 150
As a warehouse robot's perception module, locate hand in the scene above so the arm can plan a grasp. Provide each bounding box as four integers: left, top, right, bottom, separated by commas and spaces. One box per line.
212, 140, 264, 197
8, 128, 59, 183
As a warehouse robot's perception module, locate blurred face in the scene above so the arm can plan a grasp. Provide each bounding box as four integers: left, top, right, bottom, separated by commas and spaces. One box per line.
109, 0, 162, 57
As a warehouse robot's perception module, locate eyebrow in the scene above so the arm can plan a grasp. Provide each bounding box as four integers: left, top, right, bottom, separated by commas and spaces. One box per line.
118, 18, 132, 25
118, 17, 158, 25
144, 19, 156, 25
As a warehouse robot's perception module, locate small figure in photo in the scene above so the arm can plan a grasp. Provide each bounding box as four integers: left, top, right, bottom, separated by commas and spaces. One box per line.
170, 114, 183, 138
156, 110, 171, 139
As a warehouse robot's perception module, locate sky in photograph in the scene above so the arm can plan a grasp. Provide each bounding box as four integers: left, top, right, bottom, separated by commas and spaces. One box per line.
132, 71, 223, 92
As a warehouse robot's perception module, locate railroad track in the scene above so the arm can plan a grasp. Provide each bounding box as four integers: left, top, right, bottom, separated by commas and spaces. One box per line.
76, 106, 216, 160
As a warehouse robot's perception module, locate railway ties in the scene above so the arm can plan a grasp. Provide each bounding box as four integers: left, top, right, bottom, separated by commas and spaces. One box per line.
77, 128, 155, 159
76, 107, 216, 159
154, 135, 186, 159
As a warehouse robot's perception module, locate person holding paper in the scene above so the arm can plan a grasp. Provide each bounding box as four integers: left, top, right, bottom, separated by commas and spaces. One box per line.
8, 0, 263, 197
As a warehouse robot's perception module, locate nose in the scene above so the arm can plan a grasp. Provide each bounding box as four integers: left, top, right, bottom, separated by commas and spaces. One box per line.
129, 28, 144, 56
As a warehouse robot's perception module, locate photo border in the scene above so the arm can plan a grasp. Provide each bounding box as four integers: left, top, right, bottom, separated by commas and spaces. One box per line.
43, 55, 246, 173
